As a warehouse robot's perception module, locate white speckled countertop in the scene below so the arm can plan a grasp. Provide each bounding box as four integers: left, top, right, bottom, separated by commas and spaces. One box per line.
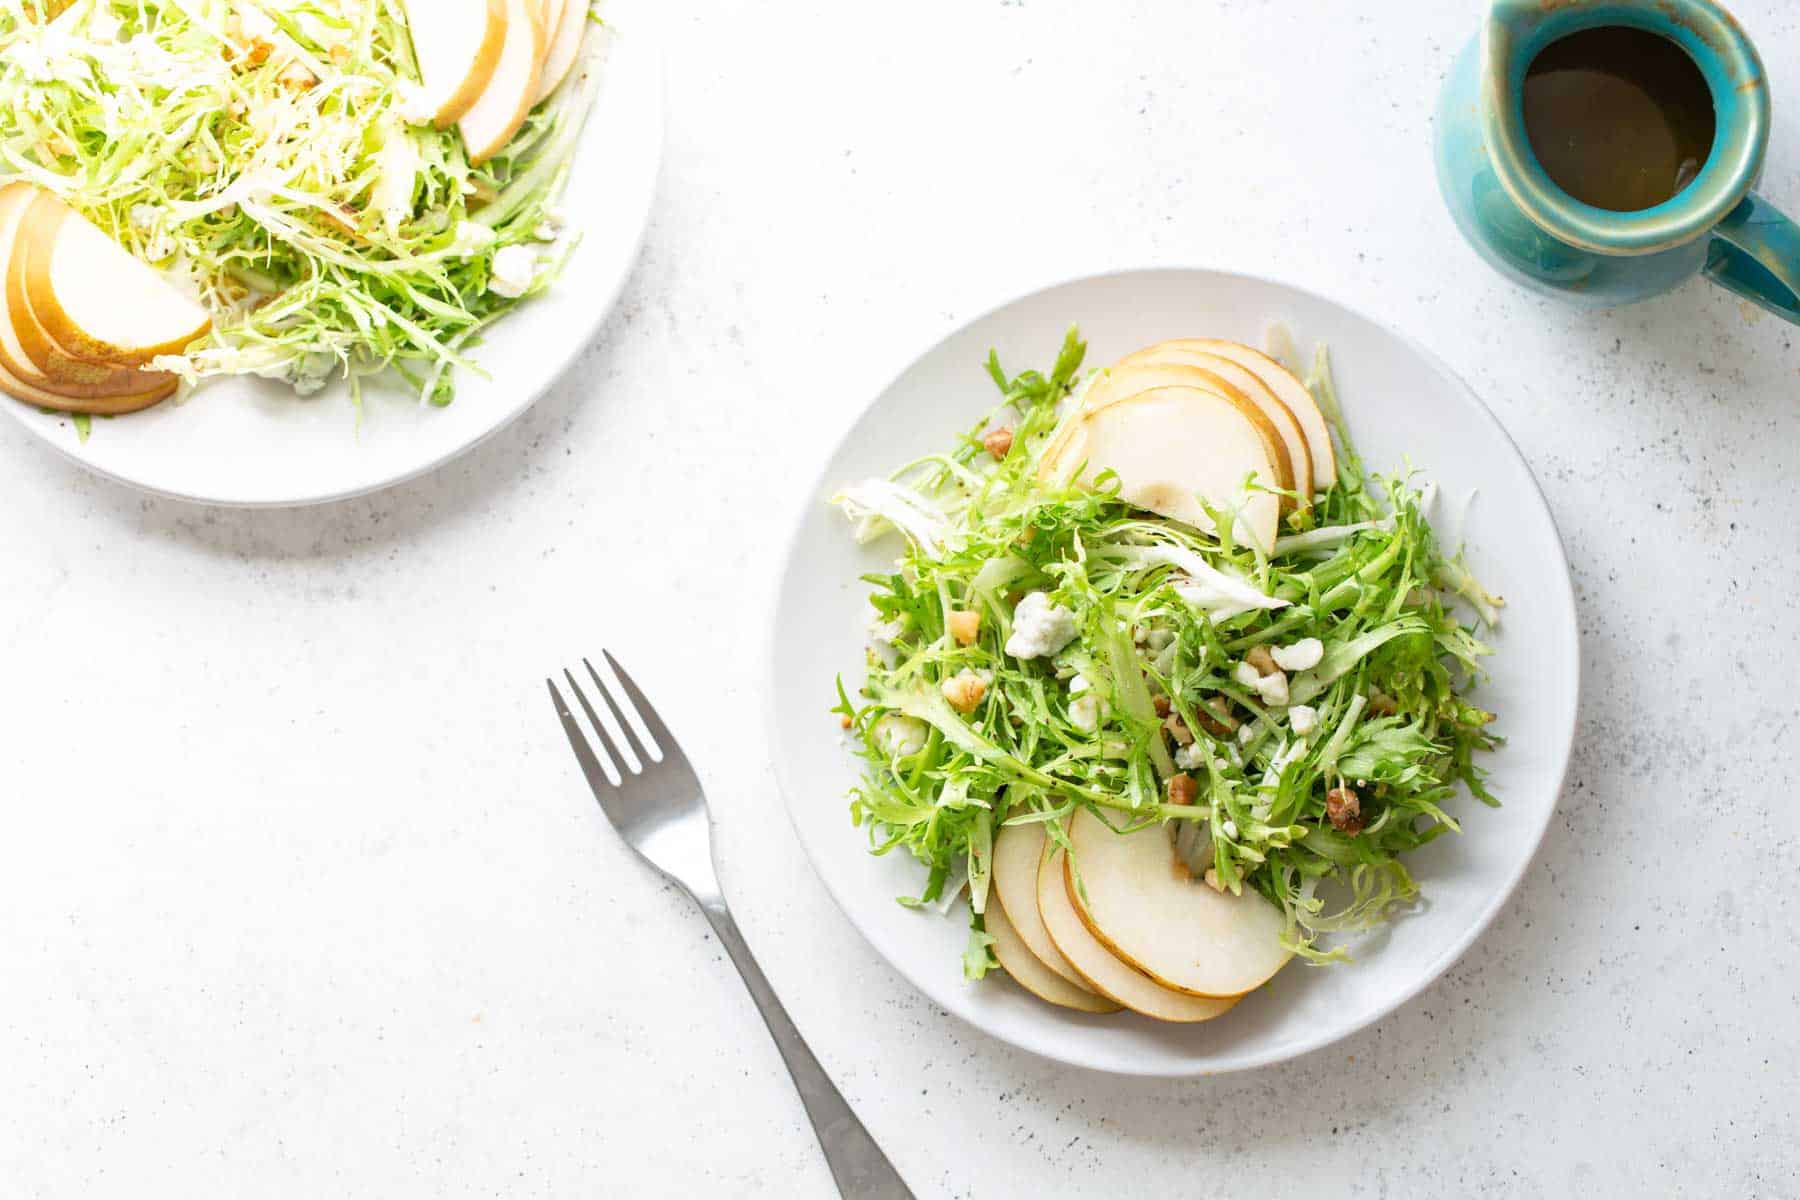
4, 2, 1799, 1195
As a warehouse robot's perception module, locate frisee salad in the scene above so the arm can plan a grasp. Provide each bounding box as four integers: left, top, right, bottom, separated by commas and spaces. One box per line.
831, 327, 1504, 982
0, 0, 600, 405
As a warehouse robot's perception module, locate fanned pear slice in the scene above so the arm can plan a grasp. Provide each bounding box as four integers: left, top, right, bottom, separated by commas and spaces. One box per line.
404, 0, 506, 128
0, 183, 51, 387
1045, 386, 1283, 554
1066, 808, 1291, 998
1041, 361, 1292, 500
1037, 845, 1235, 1023
535, 0, 588, 102
24, 193, 210, 367
992, 822, 1108, 999
1162, 338, 1338, 489
1118, 344, 1314, 506
988, 888, 1119, 1014
459, 0, 545, 166
7, 197, 179, 401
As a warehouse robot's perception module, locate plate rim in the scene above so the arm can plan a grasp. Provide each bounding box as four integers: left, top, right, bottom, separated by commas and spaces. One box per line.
0, 15, 666, 509
762, 264, 1580, 1077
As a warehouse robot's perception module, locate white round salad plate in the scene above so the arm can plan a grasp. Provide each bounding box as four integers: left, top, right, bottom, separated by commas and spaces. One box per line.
767, 267, 1579, 1077
1, 1, 663, 508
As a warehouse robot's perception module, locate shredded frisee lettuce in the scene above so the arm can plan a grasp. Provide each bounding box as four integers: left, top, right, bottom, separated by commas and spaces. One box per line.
0, 0, 601, 404
832, 327, 1502, 977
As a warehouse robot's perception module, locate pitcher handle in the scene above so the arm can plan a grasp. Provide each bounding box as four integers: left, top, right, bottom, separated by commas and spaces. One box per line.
1706, 192, 1800, 323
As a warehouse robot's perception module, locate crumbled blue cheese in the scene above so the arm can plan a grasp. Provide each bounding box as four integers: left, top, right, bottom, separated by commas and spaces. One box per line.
451, 220, 498, 255
1174, 742, 1207, 771
1069, 694, 1100, 732
1254, 671, 1290, 707
487, 244, 540, 298
1004, 592, 1077, 660
866, 614, 908, 668
1288, 704, 1319, 736
1271, 638, 1324, 672
395, 79, 437, 125
1232, 661, 1262, 690
872, 714, 928, 758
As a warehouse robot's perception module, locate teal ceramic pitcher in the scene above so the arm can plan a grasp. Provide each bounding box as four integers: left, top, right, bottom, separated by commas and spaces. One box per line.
1435, 0, 1800, 321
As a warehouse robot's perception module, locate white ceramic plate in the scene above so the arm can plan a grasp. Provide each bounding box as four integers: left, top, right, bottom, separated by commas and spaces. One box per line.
1, 2, 663, 507
767, 268, 1579, 1077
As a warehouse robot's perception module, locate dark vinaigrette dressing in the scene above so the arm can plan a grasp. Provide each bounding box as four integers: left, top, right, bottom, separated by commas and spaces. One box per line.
1522, 26, 1716, 213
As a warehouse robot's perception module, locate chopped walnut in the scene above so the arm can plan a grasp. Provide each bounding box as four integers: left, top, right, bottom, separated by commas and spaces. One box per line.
1163, 714, 1195, 747
1245, 645, 1279, 676
1325, 787, 1364, 835
941, 669, 988, 714
1167, 773, 1198, 807
981, 426, 1014, 460
277, 60, 317, 91
1196, 698, 1239, 737
946, 609, 981, 646
1152, 695, 1171, 718
1367, 691, 1399, 717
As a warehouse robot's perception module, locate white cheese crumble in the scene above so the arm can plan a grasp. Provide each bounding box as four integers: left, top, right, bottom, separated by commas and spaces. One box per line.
1222, 819, 1239, 840
866, 615, 908, 668
872, 714, 927, 759
1004, 592, 1077, 660
1288, 704, 1319, 736
1271, 638, 1325, 673
1231, 661, 1262, 690
1174, 742, 1207, 771
395, 80, 438, 126
1068, 694, 1100, 732
1254, 671, 1290, 707
487, 244, 540, 298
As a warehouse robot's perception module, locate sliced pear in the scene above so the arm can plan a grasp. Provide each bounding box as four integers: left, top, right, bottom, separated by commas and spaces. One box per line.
1044, 386, 1283, 553
0, 183, 52, 387
1118, 345, 1314, 507
1066, 807, 1291, 998
987, 889, 1119, 1014
1044, 361, 1292, 500
1037, 845, 1236, 1023
8, 196, 178, 400
535, 0, 588, 103
992, 822, 1109, 999
1160, 339, 1338, 490
403, 0, 507, 128
24, 194, 209, 367
458, 0, 545, 166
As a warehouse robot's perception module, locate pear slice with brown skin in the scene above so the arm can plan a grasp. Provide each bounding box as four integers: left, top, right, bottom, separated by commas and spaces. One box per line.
0, 188, 175, 413
1040, 360, 1292, 502
25, 193, 210, 368
1037, 844, 1236, 1023
987, 888, 1120, 1014
1066, 807, 1291, 998
535, 0, 588, 102
1155, 338, 1338, 489
1117, 344, 1314, 507
9, 195, 177, 401
992, 821, 1109, 999
403, 0, 507, 128
1045, 386, 1284, 554
458, 0, 545, 165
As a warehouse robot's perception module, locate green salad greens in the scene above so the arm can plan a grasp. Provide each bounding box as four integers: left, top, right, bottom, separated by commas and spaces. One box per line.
0, 0, 598, 404
832, 327, 1503, 975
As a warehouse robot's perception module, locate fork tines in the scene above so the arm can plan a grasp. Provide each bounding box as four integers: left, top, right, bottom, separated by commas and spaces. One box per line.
547, 652, 665, 789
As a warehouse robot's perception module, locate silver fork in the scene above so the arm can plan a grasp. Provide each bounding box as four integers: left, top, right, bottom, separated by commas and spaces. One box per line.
547, 653, 915, 1200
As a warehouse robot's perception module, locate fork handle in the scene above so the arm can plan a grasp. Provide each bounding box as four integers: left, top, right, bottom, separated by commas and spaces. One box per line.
698, 900, 915, 1199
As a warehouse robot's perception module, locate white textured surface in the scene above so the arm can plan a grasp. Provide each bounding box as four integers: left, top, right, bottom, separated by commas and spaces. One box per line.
3, 1, 1798, 1196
